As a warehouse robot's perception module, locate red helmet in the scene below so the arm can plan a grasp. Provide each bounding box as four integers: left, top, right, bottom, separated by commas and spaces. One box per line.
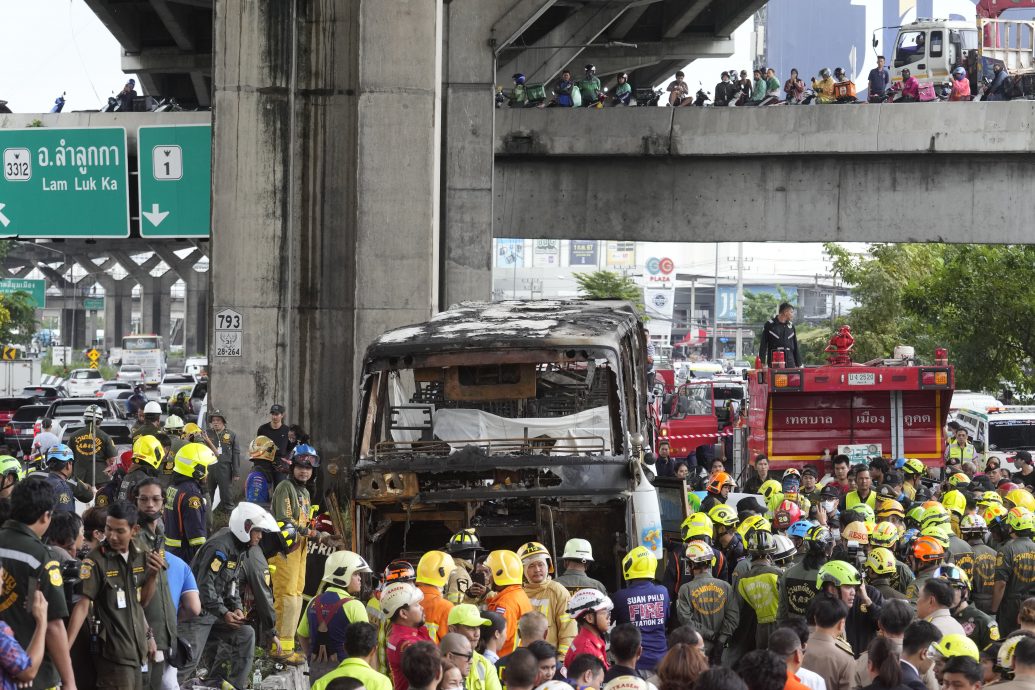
774, 500, 802, 530
118, 450, 134, 473
998, 482, 1020, 499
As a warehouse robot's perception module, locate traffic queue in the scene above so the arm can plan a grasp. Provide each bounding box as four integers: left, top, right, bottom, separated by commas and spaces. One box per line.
2, 397, 1035, 690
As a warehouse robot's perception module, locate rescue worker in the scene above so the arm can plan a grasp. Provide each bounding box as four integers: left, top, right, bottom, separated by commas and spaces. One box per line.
865, 547, 908, 600
163, 442, 216, 563
484, 550, 533, 656
961, 513, 997, 612
816, 559, 883, 655
612, 546, 669, 672
723, 530, 783, 664
446, 604, 502, 690
554, 538, 607, 596
839, 466, 877, 512
780, 524, 834, 621
240, 512, 294, 669
373, 560, 416, 675
117, 434, 164, 503
415, 550, 456, 643
131, 400, 164, 440
66, 500, 163, 689
946, 428, 977, 467
517, 541, 575, 664
244, 435, 278, 510
444, 528, 488, 605
30, 443, 94, 511
938, 565, 1000, 652
0, 454, 23, 499
710, 504, 743, 583
176, 502, 279, 688
701, 472, 735, 514
906, 534, 949, 599
900, 458, 926, 502
869, 521, 915, 595
800, 466, 822, 507
383, 581, 432, 690
758, 302, 801, 368
164, 414, 186, 453
992, 507, 1035, 635
298, 550, 373, 681
68, 403, 116, 488
206, 409, 240, 515
731, 514, 772, 585
565, 589, 613, 669
134, 478, 178, 689
155, 415, 186, 488
664, 512, 720, 598
676, 541, 733, 659
270, 443, 322, 663
0, 477, 76, 689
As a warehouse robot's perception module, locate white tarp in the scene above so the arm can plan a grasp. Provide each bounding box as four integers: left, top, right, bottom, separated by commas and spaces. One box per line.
433, 406, 612, 454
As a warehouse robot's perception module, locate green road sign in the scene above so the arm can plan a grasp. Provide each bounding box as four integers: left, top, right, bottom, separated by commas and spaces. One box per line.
0, 128, 129, 237
0, 278, 45, 309
137, 125, 211, 237
83, 297, 104, 310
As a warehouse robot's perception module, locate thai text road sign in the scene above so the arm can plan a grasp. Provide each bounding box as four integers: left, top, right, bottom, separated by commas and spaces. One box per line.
0, 128, 129, 237
137, 125, 211, 237
0, 278, 45, 309
83, 297, 104, 311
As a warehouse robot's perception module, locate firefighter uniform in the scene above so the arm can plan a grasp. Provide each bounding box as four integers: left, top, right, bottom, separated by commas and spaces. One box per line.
523, 578, 576, 659
118, 465, 158, 503
418, 582, 454, 644
870, 576, 908, 601
445, 557, 485, 605
971, 543, 998, 612
906, 566, 942, 600
486, 584, 533, 656
892, 559, 916, 595
240, 545, 277, 653
995, 535, 1035, 635
0, 519, 69, 689
948, 536, 975, 580
176, 528, 256, 689
954, 603, 1000, 651
554, 567, 608, 596
138, 528, 177, 690
68, 424, 117, 486
725, 561, 783, 660
164, 475, 208, 563
778, 561, 820, 621
132, 421, 164, 441
270, 476, 311, 653
298, 586, 369, 680
79, 538, 153, 688
675, 571, 733, 654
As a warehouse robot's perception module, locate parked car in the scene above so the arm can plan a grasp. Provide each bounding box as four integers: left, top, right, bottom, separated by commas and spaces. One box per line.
0, 396, 39, 427
184, 356, 208, 378
67, 368, 105, 397
47, 398, 134, 446
97, 381, 133, 398
19, 385, 68, 404
3, 404, 50, 457
116, 365, 146, 385
159, 373, 195, 401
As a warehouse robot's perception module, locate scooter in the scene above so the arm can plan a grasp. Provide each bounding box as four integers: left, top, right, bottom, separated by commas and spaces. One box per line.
153, 97, 183, 112
99, 96, 121, 112
635, 87, 662, 107
693, 88, 711, 106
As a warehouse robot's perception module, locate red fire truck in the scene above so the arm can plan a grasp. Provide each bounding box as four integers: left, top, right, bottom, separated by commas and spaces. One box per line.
658, 379, 743, 458
747, 329, 954, 473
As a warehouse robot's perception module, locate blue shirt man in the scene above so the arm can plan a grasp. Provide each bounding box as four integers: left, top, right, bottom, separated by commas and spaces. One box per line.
611, 578, 670, 671
868, 57, 890, 101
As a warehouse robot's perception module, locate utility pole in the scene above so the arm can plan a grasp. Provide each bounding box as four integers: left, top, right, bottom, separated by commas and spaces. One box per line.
735, 242, 744, 361
712, 243, 720, 359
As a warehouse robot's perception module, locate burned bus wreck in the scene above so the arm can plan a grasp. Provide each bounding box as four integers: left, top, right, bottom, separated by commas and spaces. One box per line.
349, 300, 662, 588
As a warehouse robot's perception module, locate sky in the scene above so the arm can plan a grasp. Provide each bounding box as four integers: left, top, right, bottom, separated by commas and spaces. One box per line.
0, 0, 136, 113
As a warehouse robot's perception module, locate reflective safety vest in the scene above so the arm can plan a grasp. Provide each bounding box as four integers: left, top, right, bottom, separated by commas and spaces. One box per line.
466, 651, 502, 690
846, 490, 876, 510
946, 441, 976, 464
737, 566, 781, 625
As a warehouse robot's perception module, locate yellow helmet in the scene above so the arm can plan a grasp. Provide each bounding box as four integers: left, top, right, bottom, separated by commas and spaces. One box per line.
978, 491, 1004, 509
1007, 507, 1035, 534
759, 479, 783, 502
941, 490, 967, 517
870, 522, 900, 549
416, 551, 456, 588
132, 434, 164, 469
708, 504, 738, 527
933, 634, 980, 661
999, 635, 1027, 671
622, 546, 658, 581
684, 541, 715, 567
681, 512, 714, 542
736, 515, 772, 542
921, 504, 951, 531
876, 499, 905, 520
516, 541, 551, 564
854, 504, 877, 526
172, 442, 217, 481
1007, 489, 1035, 512
948, 473, 971, 490
249, 435, 277, 462
485, 550, 523, 587
984, 503, 1009, 528
865, 547, 897, 576
182, 422, 203, 437
920, 526, 951, 550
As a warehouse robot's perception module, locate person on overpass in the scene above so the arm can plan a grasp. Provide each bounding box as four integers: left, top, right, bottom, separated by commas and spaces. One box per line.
667, 71, 690, 106
812, 68, 836, 103
783, 69, 805, 104
868, 56, 890, 102
897, 68, 920, 102
758, 302, 801, 368
715, 72, 738, 106
950, 67, 972, 101
986, 63, 1011, 101
611, 73, 632, 106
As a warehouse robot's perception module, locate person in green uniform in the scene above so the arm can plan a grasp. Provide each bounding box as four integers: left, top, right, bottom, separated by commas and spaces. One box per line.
865, 547, 909, 600
992, 507, 1035, 635
961, 513, 997, 612
134, 478, 178, 689
939, 564, 1001, 652
68, 404, 117, 489
676, 541, 734, 660
721, 530, 784, 665
0, 477, 76, 689
117, 434, 165, 503
577, 64, 601, 104
132, 401, 164, 440
67, 500, 163, 689
206, 409, 240, 516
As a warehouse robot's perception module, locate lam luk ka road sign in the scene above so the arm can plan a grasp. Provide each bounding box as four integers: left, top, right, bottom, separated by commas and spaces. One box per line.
137, 125, 211, 237
0, 128, 129, 237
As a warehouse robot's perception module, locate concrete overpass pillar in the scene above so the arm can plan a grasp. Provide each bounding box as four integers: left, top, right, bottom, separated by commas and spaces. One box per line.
104, 279, 133, 350
183, 271, 207, 356
60, 309, 86, 350
211, 0, 441, 460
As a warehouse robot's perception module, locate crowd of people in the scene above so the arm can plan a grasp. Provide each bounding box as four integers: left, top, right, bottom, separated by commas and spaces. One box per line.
501, 60, 1018, 108
3, 398, 1035, 690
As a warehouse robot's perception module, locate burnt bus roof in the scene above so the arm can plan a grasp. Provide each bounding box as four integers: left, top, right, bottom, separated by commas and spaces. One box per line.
364, 299, 642, 364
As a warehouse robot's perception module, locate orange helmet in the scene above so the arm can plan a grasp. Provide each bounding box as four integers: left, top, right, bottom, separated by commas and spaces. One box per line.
912, 535, 946, 564
707, 472, 736, 495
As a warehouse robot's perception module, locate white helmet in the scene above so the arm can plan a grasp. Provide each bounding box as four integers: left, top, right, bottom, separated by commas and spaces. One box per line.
164, 414, 185, 431
567, 589, 613, 619
381, 581, 423, 619
323, 550, 373, 589
143, 400, 162, 415
562, 538, 595, 562
83, 404, 104, 422
229, 502, 278, 542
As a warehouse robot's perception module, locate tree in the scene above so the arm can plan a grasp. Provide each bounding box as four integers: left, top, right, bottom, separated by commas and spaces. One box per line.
0, 291, 38, 346
573, 271, 644, 311
742, 286, 796, 326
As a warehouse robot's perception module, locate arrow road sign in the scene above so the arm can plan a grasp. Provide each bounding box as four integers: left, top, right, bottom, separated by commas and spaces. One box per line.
137, 125, 210, 237
142, 203, 169, 227
0, 203, 8, 228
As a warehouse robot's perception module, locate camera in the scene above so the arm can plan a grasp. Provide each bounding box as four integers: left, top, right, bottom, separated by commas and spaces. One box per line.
845, 540, 866, 570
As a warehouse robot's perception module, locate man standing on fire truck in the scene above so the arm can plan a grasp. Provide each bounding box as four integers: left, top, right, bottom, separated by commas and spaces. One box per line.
759, 302, 801, 368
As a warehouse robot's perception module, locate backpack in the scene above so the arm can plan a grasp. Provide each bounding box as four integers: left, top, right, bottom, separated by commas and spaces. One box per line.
310, 592, 354, 662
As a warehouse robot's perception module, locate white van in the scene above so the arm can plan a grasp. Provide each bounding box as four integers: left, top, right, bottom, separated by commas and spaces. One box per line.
950, 390, 1003, 416
954, 406, 1035, 472
183, 357, 208, 378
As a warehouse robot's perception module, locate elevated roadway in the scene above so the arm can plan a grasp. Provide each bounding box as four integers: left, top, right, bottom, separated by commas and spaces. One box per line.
493, 102, 1035, 243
